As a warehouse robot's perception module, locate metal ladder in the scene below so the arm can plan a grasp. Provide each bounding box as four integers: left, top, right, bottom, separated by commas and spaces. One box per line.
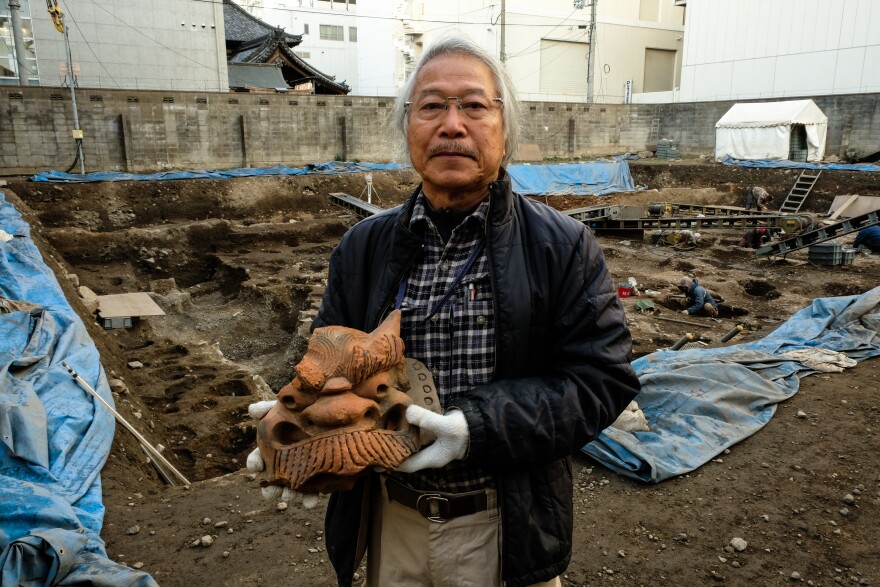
778, 170, 822, 214
647, 107, 660, 147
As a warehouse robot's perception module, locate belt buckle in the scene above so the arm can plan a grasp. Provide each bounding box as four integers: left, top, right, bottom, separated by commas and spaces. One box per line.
416, 493, 450, 523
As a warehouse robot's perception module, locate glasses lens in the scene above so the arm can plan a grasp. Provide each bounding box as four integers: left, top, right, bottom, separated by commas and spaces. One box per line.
411, 96, 500, 121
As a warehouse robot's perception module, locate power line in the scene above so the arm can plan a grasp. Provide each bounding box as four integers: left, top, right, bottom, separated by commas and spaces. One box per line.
82, 0, 254, 88
31, 0, 598, 96
506, 8, 581, 59
192, 0, 587, 28
61, 1, 123, 88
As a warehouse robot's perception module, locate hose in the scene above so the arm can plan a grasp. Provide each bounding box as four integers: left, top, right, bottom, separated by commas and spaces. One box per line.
64, 138, 82, 173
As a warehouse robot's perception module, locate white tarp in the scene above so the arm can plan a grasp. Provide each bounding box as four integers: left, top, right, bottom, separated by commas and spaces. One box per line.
715, 100, 828, 162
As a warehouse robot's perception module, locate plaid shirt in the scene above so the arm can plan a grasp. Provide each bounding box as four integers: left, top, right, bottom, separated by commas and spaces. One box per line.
391, 192, 496, 493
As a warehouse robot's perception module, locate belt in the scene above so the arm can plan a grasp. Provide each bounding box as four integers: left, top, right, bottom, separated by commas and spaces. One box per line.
384, 476, 489, 523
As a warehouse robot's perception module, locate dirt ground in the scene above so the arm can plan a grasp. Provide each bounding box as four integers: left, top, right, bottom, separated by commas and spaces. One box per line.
5, 160, 880, 586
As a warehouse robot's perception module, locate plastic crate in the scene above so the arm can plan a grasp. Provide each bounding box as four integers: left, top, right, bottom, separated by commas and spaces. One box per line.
808, 243, 847, 266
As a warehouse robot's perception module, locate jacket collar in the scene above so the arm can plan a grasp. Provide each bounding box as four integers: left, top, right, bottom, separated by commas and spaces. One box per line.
397, 167, 514, 230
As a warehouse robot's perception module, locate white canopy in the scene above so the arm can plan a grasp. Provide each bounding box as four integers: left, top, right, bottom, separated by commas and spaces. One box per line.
715, 100, 828, 162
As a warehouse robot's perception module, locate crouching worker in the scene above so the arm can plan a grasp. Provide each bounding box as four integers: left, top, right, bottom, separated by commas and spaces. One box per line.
738, 227, 771, 249
744, 186, 772, 211
678, 276, 718, 317
854, 225, 880, 254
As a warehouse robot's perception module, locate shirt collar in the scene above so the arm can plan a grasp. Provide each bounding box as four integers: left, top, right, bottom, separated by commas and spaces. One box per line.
409, 191, 491, 235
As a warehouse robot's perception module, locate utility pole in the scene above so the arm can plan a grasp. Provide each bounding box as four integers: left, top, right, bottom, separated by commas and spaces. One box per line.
8, 0, 29, 85
47, 0, 86, 174
586, 0, 597, 103
499, 0, 506, 62
63, 24, 85, 174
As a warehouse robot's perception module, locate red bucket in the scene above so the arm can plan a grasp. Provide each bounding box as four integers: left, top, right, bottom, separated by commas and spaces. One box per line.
617, 286, 633, 298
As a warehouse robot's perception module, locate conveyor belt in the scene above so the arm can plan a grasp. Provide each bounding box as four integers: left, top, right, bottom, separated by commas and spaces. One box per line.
563, 205, 620, 222
329, 192, 383, 219
755, 210, 879, 258
646, 202, 767, 217
582, 213, 812, 232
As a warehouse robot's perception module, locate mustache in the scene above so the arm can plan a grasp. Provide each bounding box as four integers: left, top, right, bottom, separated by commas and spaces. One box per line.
267, 428, 418, 493
427, 141, 477, 159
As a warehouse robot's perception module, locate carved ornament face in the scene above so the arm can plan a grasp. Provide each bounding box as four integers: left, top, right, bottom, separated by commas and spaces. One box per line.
256, 310, 418, 494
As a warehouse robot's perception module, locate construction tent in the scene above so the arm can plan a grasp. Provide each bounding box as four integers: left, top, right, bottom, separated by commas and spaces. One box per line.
715, 100, 828, 162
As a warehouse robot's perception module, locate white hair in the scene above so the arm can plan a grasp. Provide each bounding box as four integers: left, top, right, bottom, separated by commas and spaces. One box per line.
389, 34, 523, 167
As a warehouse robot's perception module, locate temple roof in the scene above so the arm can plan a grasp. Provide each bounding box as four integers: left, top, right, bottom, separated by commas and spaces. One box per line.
223, 0, 301, 46
223, 0, 350, 95
227, 63, 288, 90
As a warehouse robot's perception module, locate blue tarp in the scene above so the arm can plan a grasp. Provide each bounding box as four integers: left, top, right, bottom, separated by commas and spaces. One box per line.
583, 286, 880, 483
507, 160, 636, 196
0, 191, 157, 585
720, 155, 880, 172
31, 161, 405, 183
32, 159, 637, 197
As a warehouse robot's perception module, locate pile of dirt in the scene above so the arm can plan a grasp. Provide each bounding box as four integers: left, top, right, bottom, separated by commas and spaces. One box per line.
5, 161, 879, 586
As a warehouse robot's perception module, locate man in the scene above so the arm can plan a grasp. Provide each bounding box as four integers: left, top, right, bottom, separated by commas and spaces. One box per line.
738, 227, 771, 248
250, 35, 639, 587
854, 225, 880, 254
744, 186, 772, 211
678, 276, 719, 318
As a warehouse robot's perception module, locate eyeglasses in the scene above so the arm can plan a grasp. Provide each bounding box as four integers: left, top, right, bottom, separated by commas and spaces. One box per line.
404, 95, 504, 122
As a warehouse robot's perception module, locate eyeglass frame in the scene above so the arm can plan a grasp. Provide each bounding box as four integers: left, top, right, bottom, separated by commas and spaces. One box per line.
403, 95, 505, 120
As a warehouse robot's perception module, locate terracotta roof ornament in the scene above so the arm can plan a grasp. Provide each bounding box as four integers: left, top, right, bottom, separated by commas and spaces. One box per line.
255, 310, 439, 494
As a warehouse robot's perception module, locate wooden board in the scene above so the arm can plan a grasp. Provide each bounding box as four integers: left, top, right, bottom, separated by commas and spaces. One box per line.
828, 195, 880, 219
97, 292, 166, 319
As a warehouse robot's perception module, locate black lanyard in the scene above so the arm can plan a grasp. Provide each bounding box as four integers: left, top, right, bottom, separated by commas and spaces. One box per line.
395, 239, 485, 325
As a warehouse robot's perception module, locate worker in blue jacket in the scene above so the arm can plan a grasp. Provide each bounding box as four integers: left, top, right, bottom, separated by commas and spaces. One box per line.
678, 276, 719, 317
854, 225, 880, 253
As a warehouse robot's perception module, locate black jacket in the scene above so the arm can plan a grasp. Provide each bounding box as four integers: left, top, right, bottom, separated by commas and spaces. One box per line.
314, 174, 640, 587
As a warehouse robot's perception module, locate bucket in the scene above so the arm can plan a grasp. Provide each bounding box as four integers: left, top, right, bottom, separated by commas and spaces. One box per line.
617, 286, 633, 298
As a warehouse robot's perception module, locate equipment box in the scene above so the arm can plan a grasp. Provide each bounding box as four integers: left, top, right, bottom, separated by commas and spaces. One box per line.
808, 243, 854, 266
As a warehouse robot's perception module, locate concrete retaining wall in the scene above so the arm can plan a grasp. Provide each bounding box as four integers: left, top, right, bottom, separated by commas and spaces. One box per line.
1, 87, 877, 175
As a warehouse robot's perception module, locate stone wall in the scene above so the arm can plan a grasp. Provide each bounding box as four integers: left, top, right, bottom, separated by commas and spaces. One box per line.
1, 86, 877, 175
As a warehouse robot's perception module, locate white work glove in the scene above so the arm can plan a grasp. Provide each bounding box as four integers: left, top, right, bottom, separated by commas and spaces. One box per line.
396, 405, 469, 473
681, 309, 689, 315
246, 400, 319, 509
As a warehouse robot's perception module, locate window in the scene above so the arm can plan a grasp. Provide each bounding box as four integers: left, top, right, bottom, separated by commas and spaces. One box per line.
295, 51, 311, 59
303, 23, 309, 35
349, 26, 357, 42
643, 48, 676, 93
320, 24, 344, 41
538, 40, 588, 95
0, 11, 38, 80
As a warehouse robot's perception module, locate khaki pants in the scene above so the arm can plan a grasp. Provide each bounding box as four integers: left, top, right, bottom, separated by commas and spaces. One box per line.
366, 479, 561, 587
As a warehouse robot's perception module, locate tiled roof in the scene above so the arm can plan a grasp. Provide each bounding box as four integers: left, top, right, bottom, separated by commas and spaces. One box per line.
228, 63, 288, 89
223, 0, 301, 45
223, 0, 350, 95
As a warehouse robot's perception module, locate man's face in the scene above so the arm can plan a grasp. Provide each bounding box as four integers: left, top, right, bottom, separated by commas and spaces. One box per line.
406, 53, 506, 207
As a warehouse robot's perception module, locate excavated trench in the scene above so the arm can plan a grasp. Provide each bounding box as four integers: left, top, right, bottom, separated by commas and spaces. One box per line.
6, 162, 880, 490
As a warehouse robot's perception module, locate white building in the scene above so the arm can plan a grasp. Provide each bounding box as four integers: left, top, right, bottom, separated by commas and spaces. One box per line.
394, 0, 686, 103
2, 0, 228, 91
678, 0, 880, 102
261, 0, 363, 93
255, 0, 686, 101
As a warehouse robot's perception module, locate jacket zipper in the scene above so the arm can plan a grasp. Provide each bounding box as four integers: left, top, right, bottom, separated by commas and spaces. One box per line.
486, 183, 505, 586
